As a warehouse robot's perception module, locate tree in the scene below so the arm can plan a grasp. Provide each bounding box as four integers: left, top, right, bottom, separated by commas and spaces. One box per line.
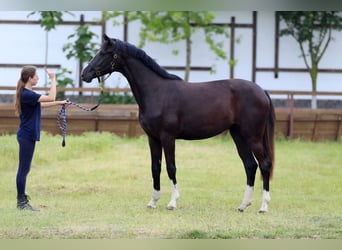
278, 11, 342, 108
28, 11, 66, 84
104, 11, 230, 81
63, 24, 99, 92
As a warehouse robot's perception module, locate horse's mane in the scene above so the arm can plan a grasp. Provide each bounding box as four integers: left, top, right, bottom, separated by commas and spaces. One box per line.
114, 39, 182, 80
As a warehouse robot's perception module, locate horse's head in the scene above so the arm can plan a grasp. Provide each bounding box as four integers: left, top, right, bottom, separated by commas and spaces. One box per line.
82, 34, 121, 83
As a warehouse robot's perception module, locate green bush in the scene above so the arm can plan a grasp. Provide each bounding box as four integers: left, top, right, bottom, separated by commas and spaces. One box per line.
101, 92, 136, 104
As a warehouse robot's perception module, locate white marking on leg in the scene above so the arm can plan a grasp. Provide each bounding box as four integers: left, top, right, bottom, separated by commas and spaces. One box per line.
238, 185, 254, 212
167, 182, 180, 210
147, 189, 160, 209
259, 190, 270, 213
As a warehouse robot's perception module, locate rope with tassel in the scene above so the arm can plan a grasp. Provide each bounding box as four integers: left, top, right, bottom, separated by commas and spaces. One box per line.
57, 83, 104, 147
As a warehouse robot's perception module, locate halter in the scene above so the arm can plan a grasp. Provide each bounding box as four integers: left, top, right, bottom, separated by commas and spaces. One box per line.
93, 53, 118, 83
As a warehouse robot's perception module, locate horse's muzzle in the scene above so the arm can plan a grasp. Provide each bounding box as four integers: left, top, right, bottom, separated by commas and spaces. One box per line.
81, 70, 94, 83
81, 76, 92, 83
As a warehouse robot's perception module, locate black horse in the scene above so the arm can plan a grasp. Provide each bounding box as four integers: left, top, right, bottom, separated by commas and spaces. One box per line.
82, 34, 275, 212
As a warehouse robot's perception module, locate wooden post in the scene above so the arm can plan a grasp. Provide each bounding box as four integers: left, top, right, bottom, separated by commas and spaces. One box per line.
95, 117, 99, 132
274, 12, 279, 78
312, 114, 319, 141
251, 11, 257, 82
336, 114, 342, 141
288, 93, 294, 139
123, 13, 128, 42
230, 16, 235, 79
78, 14, 85, 96
128, 112, 137, 137
101, 12, 106, 41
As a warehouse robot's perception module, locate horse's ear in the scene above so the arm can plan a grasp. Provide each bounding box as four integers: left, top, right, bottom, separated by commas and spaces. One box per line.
103, 34, 110, 41
103, 34, 115, 46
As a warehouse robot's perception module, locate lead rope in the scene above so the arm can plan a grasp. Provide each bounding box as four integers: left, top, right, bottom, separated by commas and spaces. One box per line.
57, 102, 67, 147
57, 83, 104, 147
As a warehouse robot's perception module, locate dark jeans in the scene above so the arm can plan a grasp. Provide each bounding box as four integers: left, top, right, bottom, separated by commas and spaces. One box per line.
16, 135, 36, 197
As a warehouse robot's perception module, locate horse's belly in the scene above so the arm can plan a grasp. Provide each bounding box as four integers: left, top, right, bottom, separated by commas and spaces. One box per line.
177, 121, 230, 140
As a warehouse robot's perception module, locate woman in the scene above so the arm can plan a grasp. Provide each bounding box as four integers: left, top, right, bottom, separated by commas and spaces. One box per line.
15, 65, 68, 211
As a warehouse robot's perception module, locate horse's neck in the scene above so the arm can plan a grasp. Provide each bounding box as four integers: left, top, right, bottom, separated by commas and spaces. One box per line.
121, 58, 162, 110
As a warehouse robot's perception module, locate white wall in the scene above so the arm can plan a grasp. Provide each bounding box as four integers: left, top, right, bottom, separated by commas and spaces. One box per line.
1, 11, 342, 97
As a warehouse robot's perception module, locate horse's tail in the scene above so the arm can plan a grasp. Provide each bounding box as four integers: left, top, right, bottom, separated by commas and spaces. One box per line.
264, 91, 275, 180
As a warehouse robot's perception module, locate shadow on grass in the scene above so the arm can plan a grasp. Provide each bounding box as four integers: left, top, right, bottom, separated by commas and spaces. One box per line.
175, 230, 244, 239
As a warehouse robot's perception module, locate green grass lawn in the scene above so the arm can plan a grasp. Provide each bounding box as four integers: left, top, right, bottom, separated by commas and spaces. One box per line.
0, 132, 341, 239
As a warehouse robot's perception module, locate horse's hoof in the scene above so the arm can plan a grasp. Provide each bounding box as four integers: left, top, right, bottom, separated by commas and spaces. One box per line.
147, 200, 157, 209
237, 202, 251, 212
258, 209, 267, 214
166, 203, 177, 210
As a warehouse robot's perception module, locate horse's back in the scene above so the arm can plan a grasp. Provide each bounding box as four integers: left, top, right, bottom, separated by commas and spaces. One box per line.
181, 78, 269, 113
185, 78, 266, 96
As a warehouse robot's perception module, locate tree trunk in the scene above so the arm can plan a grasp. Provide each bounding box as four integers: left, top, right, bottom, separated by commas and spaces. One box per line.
44, 31, 49, 86
184, 36, 191, 82
183, 12, 191, 82
79, 60, 83, 96
310, 64, 318, 109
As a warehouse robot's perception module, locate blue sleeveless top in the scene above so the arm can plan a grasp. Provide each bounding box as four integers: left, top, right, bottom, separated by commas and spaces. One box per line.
17, 88, 41, 141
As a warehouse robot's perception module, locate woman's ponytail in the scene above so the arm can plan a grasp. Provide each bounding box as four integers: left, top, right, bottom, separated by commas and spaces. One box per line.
14, 66, 37, 116
15, 79, 25, 116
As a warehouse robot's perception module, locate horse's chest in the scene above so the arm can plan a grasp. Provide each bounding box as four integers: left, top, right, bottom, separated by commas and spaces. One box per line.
139, 113, 162, 135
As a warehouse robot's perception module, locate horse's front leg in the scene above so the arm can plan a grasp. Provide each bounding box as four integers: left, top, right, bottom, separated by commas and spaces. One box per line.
147, 136, 162, 209
162, 136, 180, 210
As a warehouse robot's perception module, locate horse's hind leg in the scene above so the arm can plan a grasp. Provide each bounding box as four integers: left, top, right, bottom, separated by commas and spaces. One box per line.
230, 127, 258, 212
250, 141, 271, 213
161, 134, 179, 210
147, 136, 162, 208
